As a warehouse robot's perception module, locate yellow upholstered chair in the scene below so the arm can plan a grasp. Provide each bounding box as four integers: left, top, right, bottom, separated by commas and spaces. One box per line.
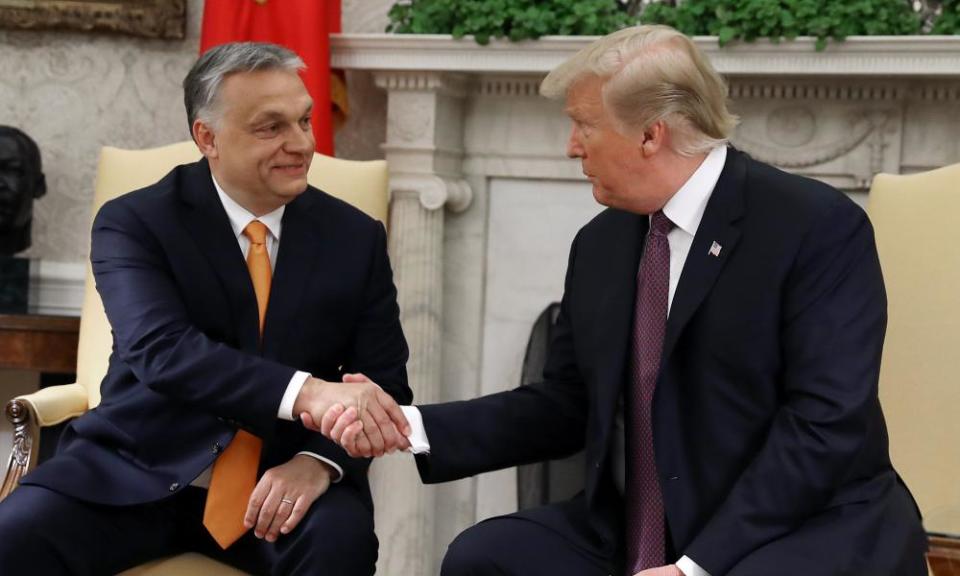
869, 164, 960, 575
0, 141, 388, 575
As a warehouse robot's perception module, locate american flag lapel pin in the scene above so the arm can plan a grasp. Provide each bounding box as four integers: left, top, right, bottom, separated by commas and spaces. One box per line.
708, 241, 722, 257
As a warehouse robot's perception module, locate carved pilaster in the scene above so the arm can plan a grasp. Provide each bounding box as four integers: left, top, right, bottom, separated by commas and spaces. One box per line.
368, 70, 473, 576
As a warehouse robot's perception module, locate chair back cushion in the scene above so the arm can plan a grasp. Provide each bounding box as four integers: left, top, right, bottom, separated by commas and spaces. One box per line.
79, 142, 388, 408
869, 164, 960, 534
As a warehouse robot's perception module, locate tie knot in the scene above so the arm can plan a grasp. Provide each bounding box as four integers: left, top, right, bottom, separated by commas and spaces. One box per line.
243, 220, 268, 245
650, 211, 673, 237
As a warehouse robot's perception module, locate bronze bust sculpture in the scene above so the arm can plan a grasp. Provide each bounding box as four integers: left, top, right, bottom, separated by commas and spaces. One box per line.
0, 126, 46, 255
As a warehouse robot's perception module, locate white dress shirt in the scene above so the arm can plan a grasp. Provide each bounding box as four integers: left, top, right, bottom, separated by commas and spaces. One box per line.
402, 146, 728, 576
190, 175, 343, 488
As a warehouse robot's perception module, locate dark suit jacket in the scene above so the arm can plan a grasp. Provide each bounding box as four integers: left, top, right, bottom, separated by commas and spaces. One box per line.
25, 158, 410, 509
416, 149, 925, 575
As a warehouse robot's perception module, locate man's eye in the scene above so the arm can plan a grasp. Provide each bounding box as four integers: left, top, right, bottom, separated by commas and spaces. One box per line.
299, 117, 312, 130
256, 124, 279, 136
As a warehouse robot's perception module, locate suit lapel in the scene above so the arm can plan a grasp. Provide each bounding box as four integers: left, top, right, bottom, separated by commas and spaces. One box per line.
661, 149, 747, 362
591, 211, 647, 438
179, 159, 260, 352
260, 192, 322, 361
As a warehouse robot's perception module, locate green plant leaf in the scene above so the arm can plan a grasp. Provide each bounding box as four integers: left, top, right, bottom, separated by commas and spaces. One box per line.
385, 0, 939, 47
717, 25, 738, 44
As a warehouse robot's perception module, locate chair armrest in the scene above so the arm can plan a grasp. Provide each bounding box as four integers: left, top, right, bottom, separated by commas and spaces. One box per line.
16, 383, 89, 427
0, 383, 90, 502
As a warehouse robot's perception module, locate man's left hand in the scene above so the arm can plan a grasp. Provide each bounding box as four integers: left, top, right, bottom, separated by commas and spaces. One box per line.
243, 454, 332, 542
635, 565, 684, 576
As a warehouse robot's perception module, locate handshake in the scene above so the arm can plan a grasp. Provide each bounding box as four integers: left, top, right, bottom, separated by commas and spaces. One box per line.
293, 374, 412, 458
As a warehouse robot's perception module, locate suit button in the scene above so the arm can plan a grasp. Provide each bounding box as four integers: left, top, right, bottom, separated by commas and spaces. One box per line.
595, 461, 601, 469
212, 443, 222, 454
169, 482, 180, 492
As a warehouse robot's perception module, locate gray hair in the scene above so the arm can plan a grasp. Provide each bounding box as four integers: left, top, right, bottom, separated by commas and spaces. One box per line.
183, 42, 305, 135
541, 25, 738, 156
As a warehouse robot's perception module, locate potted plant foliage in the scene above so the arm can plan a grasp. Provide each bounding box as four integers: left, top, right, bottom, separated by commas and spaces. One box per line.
386, 0, 959, 49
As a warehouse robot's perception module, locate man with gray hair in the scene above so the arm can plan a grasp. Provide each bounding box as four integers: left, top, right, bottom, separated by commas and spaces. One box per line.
0, 42, 412, 575
321, 25, 926, 576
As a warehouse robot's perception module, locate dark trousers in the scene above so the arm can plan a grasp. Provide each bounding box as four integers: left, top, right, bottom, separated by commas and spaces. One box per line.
441, 500, 617, 576
0, 483, 376, 576
441, 486, 928, 576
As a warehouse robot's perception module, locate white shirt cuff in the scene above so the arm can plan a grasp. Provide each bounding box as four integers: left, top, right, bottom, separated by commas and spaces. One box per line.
400, 406, 431, 454
296, 451, 344, 483
278, 371, 311, 420
676, 555, 711, 576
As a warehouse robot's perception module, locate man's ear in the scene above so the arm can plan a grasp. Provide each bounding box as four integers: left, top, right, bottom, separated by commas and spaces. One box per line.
192, 119, 218, 160
639, 120, 667, 157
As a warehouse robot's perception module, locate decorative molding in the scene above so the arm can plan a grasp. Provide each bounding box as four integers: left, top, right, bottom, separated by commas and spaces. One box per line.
389, 98, 434, 143
390, 174, 472, 212
0, 0, 186, 39
375, 71, 469, 97
477, 76, 543, 98
28, 260, 85, 317
733, 110, 893, 169
332, 34, 960, 78
916, 84, 960, 101
728, 80, 906, 101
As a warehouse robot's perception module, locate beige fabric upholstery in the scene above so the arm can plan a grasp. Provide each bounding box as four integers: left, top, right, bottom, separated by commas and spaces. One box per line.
13, 141, 389, 575
21, 383, 88, 427
120, 553, 249, 576
869, 164, 960, 537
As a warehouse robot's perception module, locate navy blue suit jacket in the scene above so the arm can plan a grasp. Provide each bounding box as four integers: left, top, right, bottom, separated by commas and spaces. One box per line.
25, 158, 410, 508
416, 149, 925, 575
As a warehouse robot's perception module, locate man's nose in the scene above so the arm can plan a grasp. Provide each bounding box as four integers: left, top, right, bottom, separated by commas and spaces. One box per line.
286, 125, 315, 155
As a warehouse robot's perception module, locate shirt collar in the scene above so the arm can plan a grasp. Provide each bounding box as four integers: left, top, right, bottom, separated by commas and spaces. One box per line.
211, 174, 285, 242
661, 145, 727, 236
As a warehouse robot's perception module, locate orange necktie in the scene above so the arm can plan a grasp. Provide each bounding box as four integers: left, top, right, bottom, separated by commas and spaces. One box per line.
203, 220, 271, 549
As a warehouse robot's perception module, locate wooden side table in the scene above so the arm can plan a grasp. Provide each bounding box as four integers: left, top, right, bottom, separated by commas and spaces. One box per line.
0, 314, 80, 498
930, 536, 960, 576
0, 314, 79, 374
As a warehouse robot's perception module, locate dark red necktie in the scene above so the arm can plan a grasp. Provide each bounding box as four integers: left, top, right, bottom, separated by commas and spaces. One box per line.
625, 210, 673, 574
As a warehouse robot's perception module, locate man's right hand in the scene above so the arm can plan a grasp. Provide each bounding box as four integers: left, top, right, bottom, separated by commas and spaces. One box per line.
294, 375, 411, 458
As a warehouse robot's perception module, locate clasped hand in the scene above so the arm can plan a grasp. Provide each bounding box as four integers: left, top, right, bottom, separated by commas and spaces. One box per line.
295, 374, 410, 458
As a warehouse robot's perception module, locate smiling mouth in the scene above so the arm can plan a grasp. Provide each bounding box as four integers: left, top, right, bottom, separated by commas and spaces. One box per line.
273, 163, 306, 174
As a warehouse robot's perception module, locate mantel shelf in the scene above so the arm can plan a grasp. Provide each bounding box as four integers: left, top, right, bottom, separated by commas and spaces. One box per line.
331, 33, 960, 78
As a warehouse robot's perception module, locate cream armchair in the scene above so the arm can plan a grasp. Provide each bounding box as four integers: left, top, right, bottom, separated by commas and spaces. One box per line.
869, 164, 960, 575
0, 141, 388, 575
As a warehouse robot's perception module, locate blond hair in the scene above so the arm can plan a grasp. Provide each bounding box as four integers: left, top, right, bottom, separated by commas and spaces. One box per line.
541, 25, 738, 156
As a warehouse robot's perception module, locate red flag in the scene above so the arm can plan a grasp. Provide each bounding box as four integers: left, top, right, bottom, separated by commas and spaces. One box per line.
200, 0, 347, 155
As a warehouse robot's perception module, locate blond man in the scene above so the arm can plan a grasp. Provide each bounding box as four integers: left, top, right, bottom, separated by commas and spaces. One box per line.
321, 25, 927, 576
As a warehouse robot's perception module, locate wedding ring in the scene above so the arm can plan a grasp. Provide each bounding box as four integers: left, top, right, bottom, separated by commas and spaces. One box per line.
280, 498, 294, 505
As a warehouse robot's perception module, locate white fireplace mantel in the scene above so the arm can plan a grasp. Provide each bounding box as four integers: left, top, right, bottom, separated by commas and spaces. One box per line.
333, 33, 960, 77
